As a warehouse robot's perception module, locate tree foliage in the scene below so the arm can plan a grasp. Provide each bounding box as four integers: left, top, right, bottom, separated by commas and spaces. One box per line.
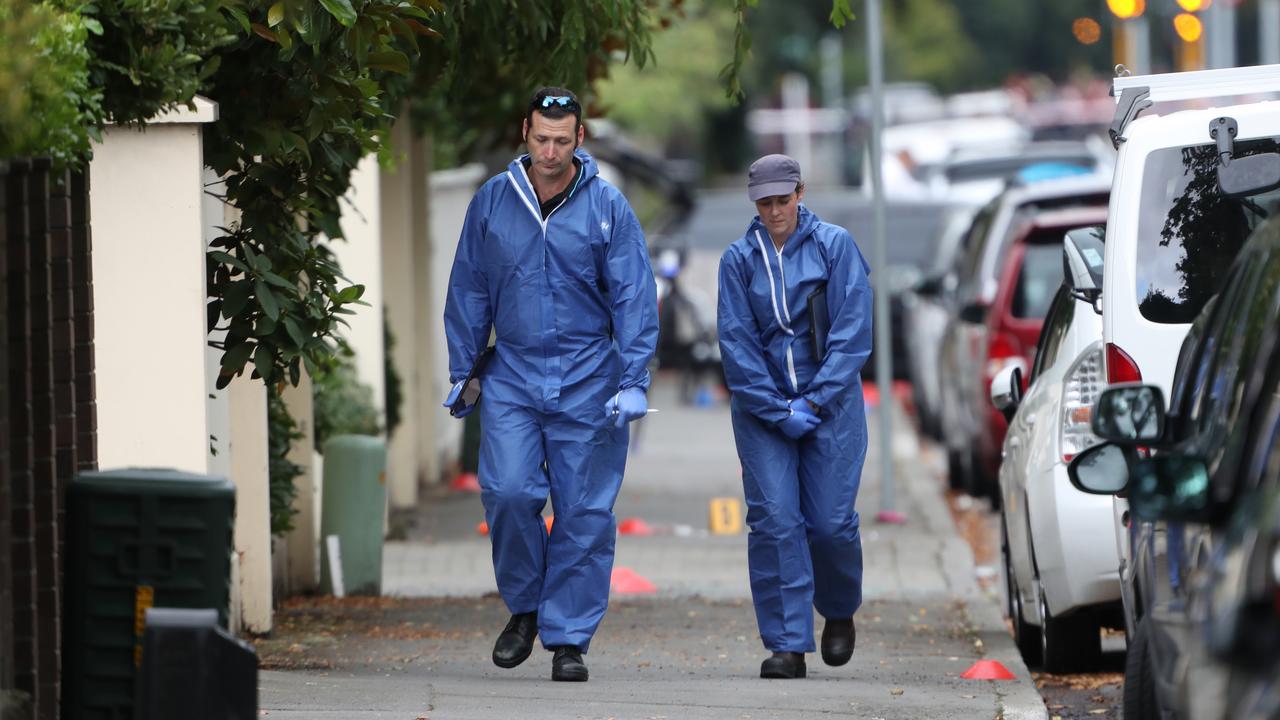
595, 0, 735, 149
0, 0, 102, 165
406, 0, 659, 166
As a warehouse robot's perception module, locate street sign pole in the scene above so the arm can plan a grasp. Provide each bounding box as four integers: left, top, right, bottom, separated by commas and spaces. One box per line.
865, 0, 901, 524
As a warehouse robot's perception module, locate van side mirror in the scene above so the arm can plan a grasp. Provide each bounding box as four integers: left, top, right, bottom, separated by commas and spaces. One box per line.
1091, 384, 1165, 444
1218, 152, 1280, 198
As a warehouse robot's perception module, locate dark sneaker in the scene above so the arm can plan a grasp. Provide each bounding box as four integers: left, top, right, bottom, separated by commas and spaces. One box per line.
760, 651, 807, 679
492, 611, 538, 668
820, 617, 855, 667
551, 645, 589, 682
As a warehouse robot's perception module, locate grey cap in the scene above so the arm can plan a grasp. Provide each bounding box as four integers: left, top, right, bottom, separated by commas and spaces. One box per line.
747, 154, 801, 201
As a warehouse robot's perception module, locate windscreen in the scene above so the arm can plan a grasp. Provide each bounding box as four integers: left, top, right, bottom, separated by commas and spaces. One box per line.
1011, 241, 1063, 319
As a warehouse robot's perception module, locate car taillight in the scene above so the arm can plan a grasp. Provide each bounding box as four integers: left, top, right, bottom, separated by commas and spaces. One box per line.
1106, 342, 1142, 384
985, 331, 1021, 383
1062, 344, 1105, 463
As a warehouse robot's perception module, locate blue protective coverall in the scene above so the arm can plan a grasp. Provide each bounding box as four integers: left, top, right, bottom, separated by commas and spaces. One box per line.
717, 205, 873, 653
444, 149, 658, 652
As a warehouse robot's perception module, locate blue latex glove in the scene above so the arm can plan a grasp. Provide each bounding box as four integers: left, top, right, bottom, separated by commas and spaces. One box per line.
604, 387, 647, 428
789, 397, 819, 419
443, 380, 476, 418
777, 399, 821, 439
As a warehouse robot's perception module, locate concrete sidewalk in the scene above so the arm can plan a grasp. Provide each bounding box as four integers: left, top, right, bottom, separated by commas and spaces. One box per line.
259, 380, 1046, 720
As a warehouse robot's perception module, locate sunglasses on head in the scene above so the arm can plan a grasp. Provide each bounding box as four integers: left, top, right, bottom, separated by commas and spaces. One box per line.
540, 95, 578, 109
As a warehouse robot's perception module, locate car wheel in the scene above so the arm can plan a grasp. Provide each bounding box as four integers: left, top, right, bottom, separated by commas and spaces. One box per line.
1001, 521, 1041, 667
946, 449, 968, 491
1123, 617, 1160, 719
1037, 574, 1102, 673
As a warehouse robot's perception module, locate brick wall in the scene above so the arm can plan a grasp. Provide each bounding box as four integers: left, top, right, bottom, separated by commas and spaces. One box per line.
2, 160, 95, 720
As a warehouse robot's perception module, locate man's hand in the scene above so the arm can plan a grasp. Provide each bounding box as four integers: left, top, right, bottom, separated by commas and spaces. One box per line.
604, 387, 648, 428
777, 398, 821, 439
443, 380, 475, 418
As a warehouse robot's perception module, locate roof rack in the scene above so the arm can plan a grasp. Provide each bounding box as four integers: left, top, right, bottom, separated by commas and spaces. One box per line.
1108, 63, 1280, 148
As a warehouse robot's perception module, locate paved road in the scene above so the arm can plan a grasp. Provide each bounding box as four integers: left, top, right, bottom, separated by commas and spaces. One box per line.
258, 378, 1047, 719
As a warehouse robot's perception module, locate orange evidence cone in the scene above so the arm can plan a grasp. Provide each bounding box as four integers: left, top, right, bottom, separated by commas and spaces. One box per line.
618, 517, 655, 536
450, 473, 481, 493
476, 521, 489, 535
959, 659, 1016, 680
610, 567, 657, 594
544, 515, 554, 532
862, 383, 881, 408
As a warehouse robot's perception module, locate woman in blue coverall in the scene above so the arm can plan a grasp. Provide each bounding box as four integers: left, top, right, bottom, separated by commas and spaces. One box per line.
717, 154, 873, 679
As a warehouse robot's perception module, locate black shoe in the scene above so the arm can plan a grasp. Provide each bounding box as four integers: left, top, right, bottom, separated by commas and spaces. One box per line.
821, 618, 855, 667
492, 611, 538, 668
551, 645, 589, 682
760, 651, 806, 679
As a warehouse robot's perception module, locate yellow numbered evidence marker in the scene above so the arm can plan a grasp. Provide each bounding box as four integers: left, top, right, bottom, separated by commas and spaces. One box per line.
709, 497, 743, 535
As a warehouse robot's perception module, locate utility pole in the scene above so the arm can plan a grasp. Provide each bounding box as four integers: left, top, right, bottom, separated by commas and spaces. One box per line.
1262, 0, 1280, 65
864, 0, 902, 524
1204, 0, 1236, 70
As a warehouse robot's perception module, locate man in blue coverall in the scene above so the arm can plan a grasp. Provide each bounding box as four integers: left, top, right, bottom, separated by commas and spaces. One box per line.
442, 87, 658, 682
718, 154, 873, 679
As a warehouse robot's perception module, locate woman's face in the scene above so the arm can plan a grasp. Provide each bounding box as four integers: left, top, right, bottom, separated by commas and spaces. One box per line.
754, 188, 803, 241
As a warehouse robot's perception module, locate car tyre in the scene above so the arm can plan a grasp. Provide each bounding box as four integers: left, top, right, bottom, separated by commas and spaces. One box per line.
946, 449, 968, 492
1001, 521, 1041, 667
1123, 618, 1160, 719
1037, 574, 1101, 673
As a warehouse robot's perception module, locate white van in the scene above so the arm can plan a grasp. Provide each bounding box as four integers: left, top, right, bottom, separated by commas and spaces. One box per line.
1099, 65, 1280, 700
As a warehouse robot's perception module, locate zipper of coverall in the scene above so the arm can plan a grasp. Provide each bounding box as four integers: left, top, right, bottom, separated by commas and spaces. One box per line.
752, 229, 800, 393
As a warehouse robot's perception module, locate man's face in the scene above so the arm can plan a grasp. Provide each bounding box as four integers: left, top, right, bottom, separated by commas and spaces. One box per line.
754, 188, 803, 240
523, 112, 583, 185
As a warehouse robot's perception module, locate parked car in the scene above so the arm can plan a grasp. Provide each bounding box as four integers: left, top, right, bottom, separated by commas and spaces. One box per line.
900, 203, 979, 439
923, 139, 1113, 205
989, 224, 1123, 672
938, 172, 1110, 498
1069, 204, 1280, 719
968, 206, 1109, 503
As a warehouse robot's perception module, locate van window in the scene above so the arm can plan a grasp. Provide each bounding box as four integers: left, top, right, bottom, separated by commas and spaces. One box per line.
1136, 138, 1280, 324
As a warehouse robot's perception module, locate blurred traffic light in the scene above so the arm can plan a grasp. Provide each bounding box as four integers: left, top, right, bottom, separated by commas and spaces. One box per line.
1173, 12, 1203, 42
1174, 12, 1204, 70
1072, 17, 1102, 45
1106, 0, 1146, 18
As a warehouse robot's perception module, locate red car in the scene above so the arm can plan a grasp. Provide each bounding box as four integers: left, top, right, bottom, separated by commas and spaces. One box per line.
972, 207, 1109, 492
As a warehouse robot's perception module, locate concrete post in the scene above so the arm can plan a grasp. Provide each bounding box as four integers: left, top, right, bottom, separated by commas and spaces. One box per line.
379, 117, 422, 509
89, 97, 218, 474
428, 164, 487, 478
281, 372, 318, 593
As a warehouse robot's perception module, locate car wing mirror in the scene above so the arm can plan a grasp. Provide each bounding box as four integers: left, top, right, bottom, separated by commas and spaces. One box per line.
915, 274, 945, 297
958, 301, 987, 324
1091, 384, 1166, 444
989, 364, 1024, 421
1126, 454, 1211, 523
1063, 225, 1105, 313
1067, 442, 1131, 495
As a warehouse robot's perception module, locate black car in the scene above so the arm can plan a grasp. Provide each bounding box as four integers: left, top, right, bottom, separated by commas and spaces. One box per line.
1068, 202, 1280, 719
